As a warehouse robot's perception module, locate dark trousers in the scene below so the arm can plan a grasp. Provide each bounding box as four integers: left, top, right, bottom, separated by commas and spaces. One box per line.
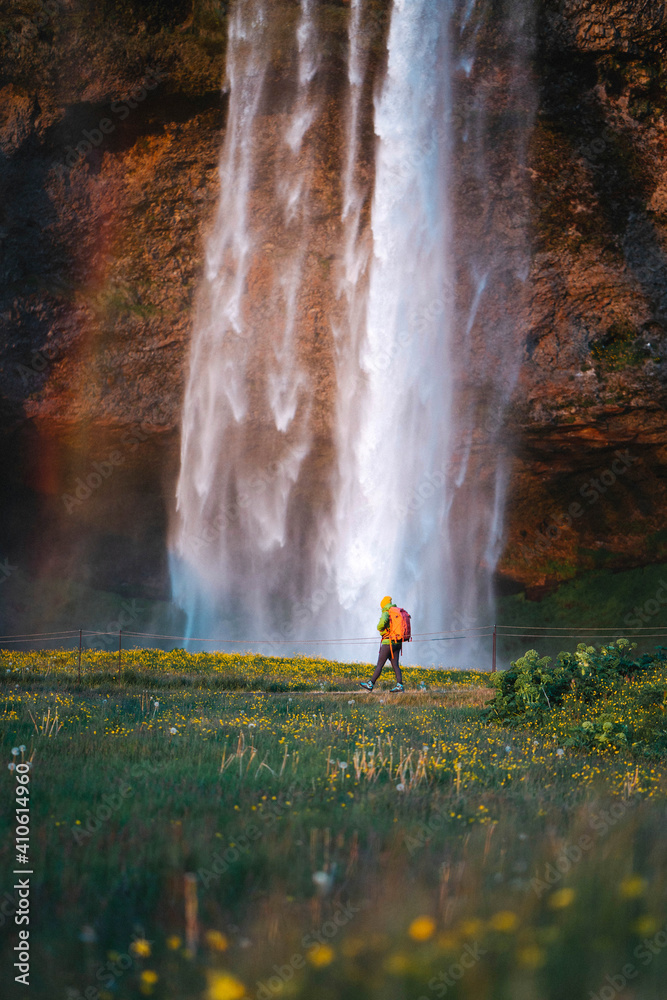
371, 642, 403, 684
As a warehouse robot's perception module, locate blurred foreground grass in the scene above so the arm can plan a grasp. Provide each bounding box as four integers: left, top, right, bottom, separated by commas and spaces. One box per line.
1, 654, 666, 1000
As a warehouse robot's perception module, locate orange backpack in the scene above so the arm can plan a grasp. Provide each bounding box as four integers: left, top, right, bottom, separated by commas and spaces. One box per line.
386, 607, 408, 643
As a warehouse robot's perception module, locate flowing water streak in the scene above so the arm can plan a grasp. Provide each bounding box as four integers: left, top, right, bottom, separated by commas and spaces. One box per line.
171, 0, 271, 634
331, 0, 454, 657
170, 0, 314, 634
268, 0, 320, 433
330, 0, 535, 665
171, 0, 325, 639
328, 0, 371, 597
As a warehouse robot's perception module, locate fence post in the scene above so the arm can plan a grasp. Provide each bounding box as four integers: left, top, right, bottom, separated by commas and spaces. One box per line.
78, 629, 82, 682
492, 624, 497, 674
118, 629, 122, 672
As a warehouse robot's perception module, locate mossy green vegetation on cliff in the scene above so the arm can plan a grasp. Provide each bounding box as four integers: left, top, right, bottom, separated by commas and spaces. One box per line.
498, 563, 667, 659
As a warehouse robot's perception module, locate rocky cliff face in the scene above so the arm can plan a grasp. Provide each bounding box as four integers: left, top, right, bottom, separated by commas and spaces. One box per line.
0, 0, 666, 628
0, 0, 232, 607
503, 0, 667, 595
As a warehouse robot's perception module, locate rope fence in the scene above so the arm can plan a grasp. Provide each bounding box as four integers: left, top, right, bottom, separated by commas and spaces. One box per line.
1, 623, 666, 675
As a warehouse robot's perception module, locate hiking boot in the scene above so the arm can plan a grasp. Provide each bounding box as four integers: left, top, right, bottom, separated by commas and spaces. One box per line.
390, 682, 405, 693
360, 680, 374, 692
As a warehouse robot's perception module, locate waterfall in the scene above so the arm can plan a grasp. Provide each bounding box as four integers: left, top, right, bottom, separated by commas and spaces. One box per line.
170, 0, 320, 637
328, 0, 372, 626
170, 0, 270, 633
269, 0, 319, 434
170, 0, 535, 664
330, 0, 455, 653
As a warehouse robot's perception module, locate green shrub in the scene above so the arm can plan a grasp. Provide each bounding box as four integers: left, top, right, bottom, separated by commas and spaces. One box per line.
564, 716, 629, 751
487, 639, 660, 723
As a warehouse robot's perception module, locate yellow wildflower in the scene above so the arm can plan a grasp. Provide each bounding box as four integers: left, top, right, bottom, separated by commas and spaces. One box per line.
130, 938, 151, 957
307, 944, 334, 967
489, 911, 518, 932
205, 930, 229, 951
620, 876, 647, 899
408, 916, 436, 941
385, 953, 410, 974
549, 888, 576, 910
206, 972, 247, 1000
634, 915, 659, 936
166, 935, 182, 950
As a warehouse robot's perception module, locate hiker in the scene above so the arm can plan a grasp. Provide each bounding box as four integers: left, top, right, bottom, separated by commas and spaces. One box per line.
360, 596, 405, 693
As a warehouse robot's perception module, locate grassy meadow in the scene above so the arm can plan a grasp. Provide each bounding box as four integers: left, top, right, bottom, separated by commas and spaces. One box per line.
1, 647, 667, 1000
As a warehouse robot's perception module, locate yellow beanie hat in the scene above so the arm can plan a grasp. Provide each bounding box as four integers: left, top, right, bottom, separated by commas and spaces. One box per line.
381, 596, 392, 609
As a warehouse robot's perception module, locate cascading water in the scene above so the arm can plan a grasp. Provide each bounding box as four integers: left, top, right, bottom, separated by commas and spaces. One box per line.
170, 0, 320, 637
170, 0, 535, 664
330, 0, 455, 651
